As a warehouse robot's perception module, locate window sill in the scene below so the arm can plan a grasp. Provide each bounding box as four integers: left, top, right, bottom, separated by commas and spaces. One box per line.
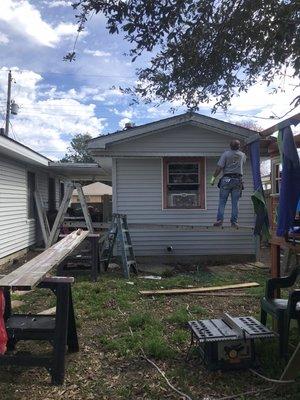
162, 207, 207, 211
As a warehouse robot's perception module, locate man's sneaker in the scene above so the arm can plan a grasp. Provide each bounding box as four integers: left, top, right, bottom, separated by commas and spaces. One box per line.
231, 222, 239, 228
213, 220, 223, 227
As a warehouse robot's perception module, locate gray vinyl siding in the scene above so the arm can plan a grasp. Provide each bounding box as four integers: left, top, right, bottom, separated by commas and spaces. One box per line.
0, 156, 51, 260
108, 125, 236, 156
114, 157, 255, 256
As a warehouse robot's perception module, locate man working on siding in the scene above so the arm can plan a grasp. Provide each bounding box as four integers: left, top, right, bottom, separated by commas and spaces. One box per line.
210, 140, 246, 227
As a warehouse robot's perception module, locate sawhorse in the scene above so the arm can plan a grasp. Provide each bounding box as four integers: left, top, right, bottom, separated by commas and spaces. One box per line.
0, 276, 78, 385
58, 233, 101, 282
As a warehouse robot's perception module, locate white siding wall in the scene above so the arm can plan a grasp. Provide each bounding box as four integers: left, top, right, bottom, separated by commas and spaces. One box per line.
108, 125, 237, 155
0, 156, 52, 260
114, 157, 255, 256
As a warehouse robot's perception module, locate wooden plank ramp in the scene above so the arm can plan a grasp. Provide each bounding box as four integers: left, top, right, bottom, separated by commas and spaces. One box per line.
140, 282, 260, 296
0, 230, 89, 290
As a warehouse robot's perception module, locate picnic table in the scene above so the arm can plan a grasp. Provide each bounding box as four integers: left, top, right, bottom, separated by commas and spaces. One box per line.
0, 229, 89, 385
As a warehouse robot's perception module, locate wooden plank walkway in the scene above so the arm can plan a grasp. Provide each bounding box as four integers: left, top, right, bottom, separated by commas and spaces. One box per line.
0, 230, 89, 290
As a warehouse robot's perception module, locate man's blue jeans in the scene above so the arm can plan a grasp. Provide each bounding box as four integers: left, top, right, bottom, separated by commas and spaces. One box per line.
216, 177, 242, 223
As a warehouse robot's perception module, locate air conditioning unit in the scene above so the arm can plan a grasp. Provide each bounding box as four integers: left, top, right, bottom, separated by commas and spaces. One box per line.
170, 193, 197, 207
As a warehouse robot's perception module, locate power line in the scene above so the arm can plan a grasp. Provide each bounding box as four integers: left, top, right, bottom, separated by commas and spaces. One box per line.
0, 68, 135, 79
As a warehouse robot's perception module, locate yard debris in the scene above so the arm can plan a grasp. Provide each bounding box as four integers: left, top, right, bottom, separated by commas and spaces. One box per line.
190, 292, 259, 297
11, 300, 25, 309
38, 306, 56, 315
138, 275, 162, 280
139, 282, 259, 296
126, 281, 134, 285
246, 261, 269, 269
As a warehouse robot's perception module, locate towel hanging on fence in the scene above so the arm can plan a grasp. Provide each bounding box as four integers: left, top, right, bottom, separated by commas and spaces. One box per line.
0, 290, 7, 355
276, 125, 300, 237
249, 139, 270, 240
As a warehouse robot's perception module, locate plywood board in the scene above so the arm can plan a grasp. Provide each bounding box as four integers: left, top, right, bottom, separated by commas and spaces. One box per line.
0, 230, 89, 290
140, 282, 259, 296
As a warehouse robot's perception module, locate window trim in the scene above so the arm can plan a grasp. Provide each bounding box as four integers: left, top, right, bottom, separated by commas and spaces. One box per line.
271, 158, 282, 195
162, 157, 206, 209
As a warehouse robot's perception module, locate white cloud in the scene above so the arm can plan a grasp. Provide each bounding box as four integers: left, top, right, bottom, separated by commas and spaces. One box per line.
84, 49, 111, 57
0, 0, 86, 47
46, 0, 72, 7
0, 32, 9, 44
111, 108, 134, 119
0, 67, 107, 159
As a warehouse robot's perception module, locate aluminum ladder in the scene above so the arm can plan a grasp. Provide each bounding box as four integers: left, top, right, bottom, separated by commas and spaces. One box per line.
100, 213, 137, 278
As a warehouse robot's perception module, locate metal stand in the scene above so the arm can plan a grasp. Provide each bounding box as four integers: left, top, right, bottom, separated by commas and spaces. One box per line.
0, 276, 79, 385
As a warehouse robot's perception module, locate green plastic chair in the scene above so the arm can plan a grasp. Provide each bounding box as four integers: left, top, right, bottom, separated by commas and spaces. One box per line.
260, 266, 300, 358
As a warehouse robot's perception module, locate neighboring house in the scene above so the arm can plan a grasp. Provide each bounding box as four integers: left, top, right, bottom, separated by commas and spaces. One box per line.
88, 112, 260, 262
71, 182, 112, 204
0, 133, 109, 265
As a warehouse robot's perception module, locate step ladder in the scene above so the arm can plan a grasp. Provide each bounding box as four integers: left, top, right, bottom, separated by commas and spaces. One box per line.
47, 182, 94, 248
100, 214, 137, 279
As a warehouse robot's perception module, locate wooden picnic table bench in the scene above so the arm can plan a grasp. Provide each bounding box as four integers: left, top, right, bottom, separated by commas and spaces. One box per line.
0, 229, 89, 385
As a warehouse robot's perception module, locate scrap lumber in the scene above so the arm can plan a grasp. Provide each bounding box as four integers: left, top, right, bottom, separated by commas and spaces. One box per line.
190, 292, 259, 297
139, 282, 259, 296
0, 230, 89, 290
38, 306, 56, 315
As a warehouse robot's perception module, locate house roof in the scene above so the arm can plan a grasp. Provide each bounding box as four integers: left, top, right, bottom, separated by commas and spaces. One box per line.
49, 162, 111, 182
72, 182, 112, 196
88, 111, 259, 150
0, 133, 111, 181
0, 133, 51, 166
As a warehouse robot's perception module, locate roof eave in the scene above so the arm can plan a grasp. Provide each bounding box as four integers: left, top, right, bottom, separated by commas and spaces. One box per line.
88, 112, 258, 150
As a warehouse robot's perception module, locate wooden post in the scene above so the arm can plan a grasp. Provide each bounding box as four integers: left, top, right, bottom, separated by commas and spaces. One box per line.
102, 194, 112, 222
34, 190, 50, 245
271, 241, 281, 298
74, 183, 94, 233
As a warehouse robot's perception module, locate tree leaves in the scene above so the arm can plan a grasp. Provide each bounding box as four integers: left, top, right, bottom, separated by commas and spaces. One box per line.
61, 133, 95, 163
71, 0, 300, 110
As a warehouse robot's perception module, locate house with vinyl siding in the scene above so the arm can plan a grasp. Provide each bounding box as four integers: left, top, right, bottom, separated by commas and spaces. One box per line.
88, 112, 260, 262
0, 133, 109, 265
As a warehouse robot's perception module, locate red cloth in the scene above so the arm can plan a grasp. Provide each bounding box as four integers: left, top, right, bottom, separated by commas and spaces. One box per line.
0, 289, 7, 354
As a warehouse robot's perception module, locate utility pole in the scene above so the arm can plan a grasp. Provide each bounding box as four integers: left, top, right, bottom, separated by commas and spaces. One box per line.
5, 70, 12, 137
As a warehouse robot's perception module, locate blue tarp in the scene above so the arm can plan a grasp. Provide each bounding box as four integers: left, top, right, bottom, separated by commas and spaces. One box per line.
249, 139, 270, 239
276, 125, 300, 236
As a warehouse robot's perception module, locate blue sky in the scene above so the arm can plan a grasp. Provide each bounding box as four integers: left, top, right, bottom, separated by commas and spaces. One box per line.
0, 0, 299, 160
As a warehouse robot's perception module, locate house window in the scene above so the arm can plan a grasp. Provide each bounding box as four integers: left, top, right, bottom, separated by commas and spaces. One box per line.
163, 158, 205, 209
272, 162, 282, 195
48, 177, 56, 211
27, 171, 36, 219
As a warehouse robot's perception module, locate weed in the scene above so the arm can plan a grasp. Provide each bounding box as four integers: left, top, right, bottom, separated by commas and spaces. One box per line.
143, 335, 175, 359
171, 329, 189, 345
128, 312, 153, 329
167, 307, 189, 325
